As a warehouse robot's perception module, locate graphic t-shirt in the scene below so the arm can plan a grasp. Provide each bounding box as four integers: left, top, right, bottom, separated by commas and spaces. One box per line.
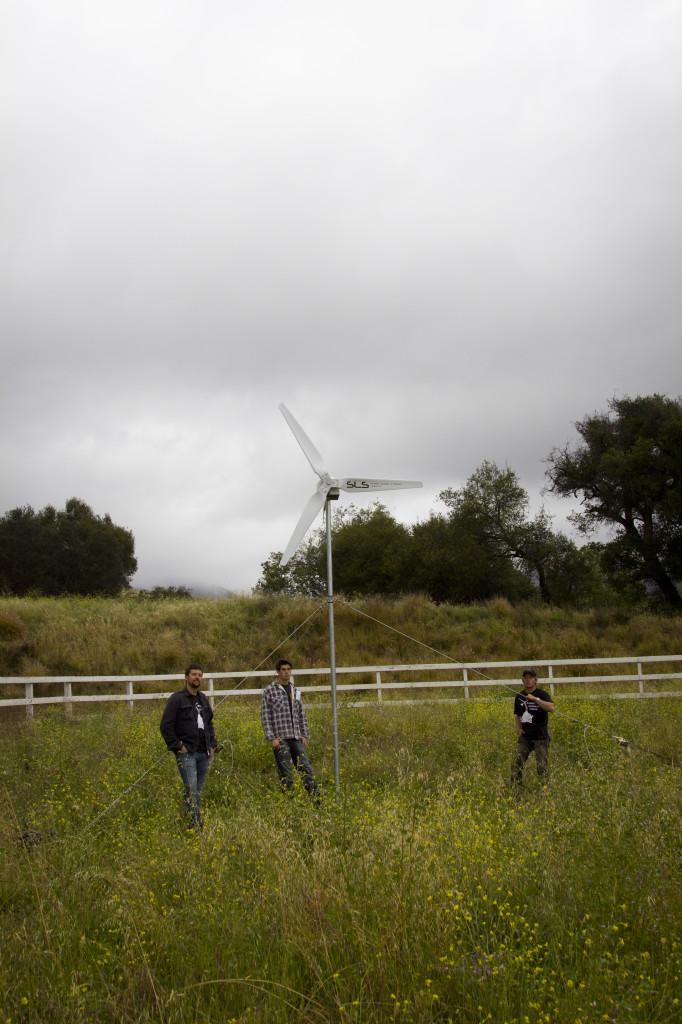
513, 688, 552, 740
194, 700, 208, 750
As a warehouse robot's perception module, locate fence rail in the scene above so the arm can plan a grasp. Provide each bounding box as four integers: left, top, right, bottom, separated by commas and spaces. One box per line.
2, 654, 682, 717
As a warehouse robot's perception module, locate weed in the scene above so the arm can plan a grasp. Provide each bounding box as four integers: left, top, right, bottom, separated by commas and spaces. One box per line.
1, 699, 680, 1022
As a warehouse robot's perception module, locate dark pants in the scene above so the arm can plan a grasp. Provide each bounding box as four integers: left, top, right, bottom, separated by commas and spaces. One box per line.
273, 739, 318, 798
511, 735, 549, 785
175, 750, 210, 827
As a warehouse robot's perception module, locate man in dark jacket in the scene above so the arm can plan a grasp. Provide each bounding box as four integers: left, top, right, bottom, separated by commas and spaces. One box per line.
160, 664, 217, 829
511, 668, 556, 786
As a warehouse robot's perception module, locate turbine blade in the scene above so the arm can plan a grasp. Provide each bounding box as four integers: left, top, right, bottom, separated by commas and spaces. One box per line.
338, 478, 423, 492
281, 489, 328, 565
279, 403, 327, 478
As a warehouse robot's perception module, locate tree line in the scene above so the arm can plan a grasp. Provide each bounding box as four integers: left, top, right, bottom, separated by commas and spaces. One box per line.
1, 394, 680, 605
0, 498, 136, 596
257, 394, 682, 608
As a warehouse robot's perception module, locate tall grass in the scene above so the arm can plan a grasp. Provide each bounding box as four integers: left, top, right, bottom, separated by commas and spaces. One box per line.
1, 594, 682, 677
1, 697, 681, 1023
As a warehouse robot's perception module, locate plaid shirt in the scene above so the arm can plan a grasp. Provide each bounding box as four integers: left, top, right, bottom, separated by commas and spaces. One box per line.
260, 680, 310, 741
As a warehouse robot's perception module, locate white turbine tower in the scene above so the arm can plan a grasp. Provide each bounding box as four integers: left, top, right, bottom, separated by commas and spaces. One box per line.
278, 403, 422, 792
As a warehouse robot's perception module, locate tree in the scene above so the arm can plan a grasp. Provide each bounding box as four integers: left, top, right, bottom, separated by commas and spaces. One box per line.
515, 513, 614, 608
255, 504, 413, 597
255, 537, 324, 597
331, 504, 413, 596
409, 514, 463, 603
0, 498, 137, 596
439, 461, 528, 551
255, 459, 628, 606
438, 462, 613, 606
411, 512, 534, 604
146, 586, 193, 599
439, 462, 555, 603
0, 505, 57, 595
547, 395, 682, 607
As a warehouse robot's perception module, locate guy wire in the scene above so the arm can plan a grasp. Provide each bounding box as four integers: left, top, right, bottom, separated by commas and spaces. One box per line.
339, 599, 677, 766
22, 600, 326, 844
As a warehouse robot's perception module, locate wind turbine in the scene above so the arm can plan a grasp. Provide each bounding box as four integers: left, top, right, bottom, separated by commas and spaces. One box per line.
278, 402, 422, 792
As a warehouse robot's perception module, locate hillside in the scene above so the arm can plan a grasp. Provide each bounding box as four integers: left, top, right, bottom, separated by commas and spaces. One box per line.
1, 593, 682, 677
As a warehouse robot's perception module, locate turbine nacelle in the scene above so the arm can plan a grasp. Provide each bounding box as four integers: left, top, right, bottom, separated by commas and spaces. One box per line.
339, 478, 423, 492
279, 403, 422, 565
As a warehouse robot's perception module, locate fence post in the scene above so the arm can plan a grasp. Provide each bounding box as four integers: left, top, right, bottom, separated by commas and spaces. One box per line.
376, 671, 383, 703
64, 681, 73, 718
208, 676, 215, 710
637, 661, 644, 696
463, 668, 469, 699
25, 680, 34, 720
126, 680, 134, 711
547, 664, 555, 697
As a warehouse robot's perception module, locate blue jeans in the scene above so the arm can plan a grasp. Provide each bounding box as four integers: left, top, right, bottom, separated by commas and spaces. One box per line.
175, 750, 210, 827
273, 739, 318, 798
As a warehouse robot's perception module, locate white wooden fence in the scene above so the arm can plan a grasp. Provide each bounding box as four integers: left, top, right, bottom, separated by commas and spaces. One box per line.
1, 654, 682, 717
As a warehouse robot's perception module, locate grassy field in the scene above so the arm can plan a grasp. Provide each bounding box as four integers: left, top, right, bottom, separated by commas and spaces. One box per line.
2, 594, 682, 678
1, 694, 681, 1024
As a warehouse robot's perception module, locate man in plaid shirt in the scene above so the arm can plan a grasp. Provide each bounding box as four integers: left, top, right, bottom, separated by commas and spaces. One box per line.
260, 658, 319, 799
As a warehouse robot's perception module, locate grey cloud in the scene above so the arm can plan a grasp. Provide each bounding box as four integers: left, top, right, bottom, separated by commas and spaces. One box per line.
3, 1, 682, 589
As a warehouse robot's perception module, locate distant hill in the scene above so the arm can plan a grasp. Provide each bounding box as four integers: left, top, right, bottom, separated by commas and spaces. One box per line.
188, 584, 234, 598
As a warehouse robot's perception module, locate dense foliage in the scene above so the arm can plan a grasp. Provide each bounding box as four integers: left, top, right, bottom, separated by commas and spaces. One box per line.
0, 498, 137, 597
547, 394, 682, 607
257, 483, 614, 608
260, 394, 682, 608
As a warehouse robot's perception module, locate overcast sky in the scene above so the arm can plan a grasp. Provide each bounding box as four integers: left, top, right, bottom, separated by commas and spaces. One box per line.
2, 1, 681, 591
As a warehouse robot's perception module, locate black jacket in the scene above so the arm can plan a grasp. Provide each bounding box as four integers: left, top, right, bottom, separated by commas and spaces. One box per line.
160, 688, 217, 753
